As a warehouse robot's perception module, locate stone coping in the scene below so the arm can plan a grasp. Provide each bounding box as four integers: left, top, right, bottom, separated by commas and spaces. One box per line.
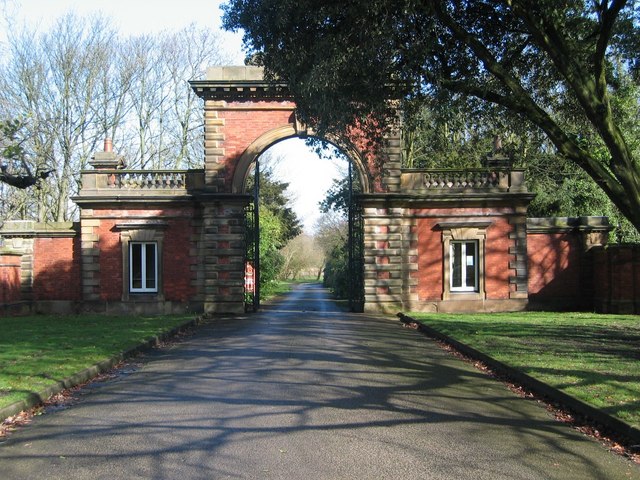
527, 216, 612, 233
206, 66, 265, 81
0, 221, 78, 238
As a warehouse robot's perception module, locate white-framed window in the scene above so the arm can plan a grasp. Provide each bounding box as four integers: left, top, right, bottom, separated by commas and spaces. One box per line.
450, 240, 478, 292
129, 242, 158, 293
438, 221, 490, 301
116, 223, 166, 301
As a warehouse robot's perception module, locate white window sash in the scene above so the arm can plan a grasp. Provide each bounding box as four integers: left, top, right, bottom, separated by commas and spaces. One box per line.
130, 242, 158, 293
450, 241, 478, 292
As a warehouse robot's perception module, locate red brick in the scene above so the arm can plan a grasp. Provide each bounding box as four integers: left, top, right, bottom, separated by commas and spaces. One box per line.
33, 237, 81, 301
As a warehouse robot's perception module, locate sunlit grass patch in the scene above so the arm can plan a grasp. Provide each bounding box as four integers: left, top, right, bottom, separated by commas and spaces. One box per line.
0, 314, 193, 411
409, 311, 640, 429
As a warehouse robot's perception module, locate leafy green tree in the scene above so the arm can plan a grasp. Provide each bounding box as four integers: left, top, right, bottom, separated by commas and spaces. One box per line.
223, 0, 640, 232
315, 210, 349, 298
316, 169, 362, 298
401, 79, 640, 241
403, 94, 494, 169
258, 207, 285, 292
319, 174, 362, 217
247, 166, 302, 243
246, 166, 303, 295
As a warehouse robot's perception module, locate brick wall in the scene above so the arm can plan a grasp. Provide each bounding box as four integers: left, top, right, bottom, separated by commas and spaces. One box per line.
416, 217, 444, 301
485, 218, 515, 300
0, 254, 21, 303
527, 232, 582, 301
415, 214, 515, 302
221, 107, 294, 179
162, 217, 197, 301
526, 217, 612, 311
592, 245, 640, 314
89, 207, 198, 303
33, 237, 81, 301
97, 219, 122, 301
210, 105, 295, 190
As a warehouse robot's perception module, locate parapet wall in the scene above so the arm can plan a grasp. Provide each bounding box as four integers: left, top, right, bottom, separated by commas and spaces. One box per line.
591, 244, 640, 314
526, 216, 614, 311
0, 221, 81, 314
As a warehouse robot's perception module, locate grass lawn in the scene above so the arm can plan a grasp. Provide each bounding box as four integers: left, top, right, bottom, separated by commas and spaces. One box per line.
0, 314, 194, 411
408, 311, 640, 429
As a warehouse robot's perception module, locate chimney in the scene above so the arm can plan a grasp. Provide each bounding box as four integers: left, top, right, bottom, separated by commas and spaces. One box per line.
89, 138, 120, 170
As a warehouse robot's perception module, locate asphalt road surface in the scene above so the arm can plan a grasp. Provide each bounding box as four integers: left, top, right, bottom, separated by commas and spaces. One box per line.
1, 283, 638, 479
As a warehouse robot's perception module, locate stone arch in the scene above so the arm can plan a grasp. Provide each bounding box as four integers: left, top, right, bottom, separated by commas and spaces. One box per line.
231, 125, 372, 194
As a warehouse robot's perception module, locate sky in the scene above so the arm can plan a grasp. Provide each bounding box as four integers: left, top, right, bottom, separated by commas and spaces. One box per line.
0, 0, 344, 233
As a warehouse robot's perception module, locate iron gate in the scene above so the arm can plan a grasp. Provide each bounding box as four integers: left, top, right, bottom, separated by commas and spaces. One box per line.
347, 161, 364, 312
244, 201, 258, 312
244, 156, 364, 312
244, 158, 260, 312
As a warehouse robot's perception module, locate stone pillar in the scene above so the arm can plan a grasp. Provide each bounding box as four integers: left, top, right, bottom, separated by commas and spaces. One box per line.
201, 197, 250, 313
578, 216, 610, 250
203, 100, 227, 191
0, 229, 34, 303
0, 252, 22, 304
363, 205, 416, 313
78, 142, 122, 304
79, 211, 101, 302
509, 208, 529, 300
381, 129, 402, 193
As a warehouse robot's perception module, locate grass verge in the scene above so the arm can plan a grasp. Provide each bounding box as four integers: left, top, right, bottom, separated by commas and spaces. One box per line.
0, 314, 194, 411
408, 311, 640, 430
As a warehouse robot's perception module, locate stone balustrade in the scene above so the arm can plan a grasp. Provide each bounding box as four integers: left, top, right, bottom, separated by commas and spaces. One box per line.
423, 169, 500, 189
114, 170, 187, 189
400, 168, 527, 193
78, 169, 205, 196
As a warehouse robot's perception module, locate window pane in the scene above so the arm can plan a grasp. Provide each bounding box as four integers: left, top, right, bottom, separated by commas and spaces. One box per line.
131, 243, 142, 289
451, 242, 462, 288
465, 241, 476, 288
145, 243, 156, 289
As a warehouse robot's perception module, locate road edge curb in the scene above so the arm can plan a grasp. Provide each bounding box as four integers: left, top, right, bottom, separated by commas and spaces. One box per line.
0, 316, 204, 424
398, 312, 640, 445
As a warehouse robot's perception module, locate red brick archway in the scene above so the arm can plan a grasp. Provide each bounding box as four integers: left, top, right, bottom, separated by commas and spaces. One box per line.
190, 66, 401, 196
188, 66, 532, 314
230, 126, 372, 195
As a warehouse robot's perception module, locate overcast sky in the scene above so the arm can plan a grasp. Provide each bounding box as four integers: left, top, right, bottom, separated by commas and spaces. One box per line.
2, 0, 244, 60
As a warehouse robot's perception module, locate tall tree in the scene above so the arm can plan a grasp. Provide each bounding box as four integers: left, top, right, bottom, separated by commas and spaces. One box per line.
314, 210, 349, 298
246, 166, 303, 294
223, 0, 640, 232
0, 13, 229, 220
247, 166, 303, 243
0, 14, 117, 221
279, 234, 324, 280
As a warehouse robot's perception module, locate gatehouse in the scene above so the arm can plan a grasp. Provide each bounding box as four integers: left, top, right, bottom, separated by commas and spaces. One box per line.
2, 67, 627, 315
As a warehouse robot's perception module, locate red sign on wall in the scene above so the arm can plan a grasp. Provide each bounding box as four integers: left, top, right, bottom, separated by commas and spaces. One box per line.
244, 262, 255, 293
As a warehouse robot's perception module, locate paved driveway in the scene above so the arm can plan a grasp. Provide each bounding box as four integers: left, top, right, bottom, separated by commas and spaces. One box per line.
1, 283, 638, 479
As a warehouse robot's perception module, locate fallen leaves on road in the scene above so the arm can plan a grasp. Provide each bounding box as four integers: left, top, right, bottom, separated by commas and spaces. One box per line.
0, 411, 32, 439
